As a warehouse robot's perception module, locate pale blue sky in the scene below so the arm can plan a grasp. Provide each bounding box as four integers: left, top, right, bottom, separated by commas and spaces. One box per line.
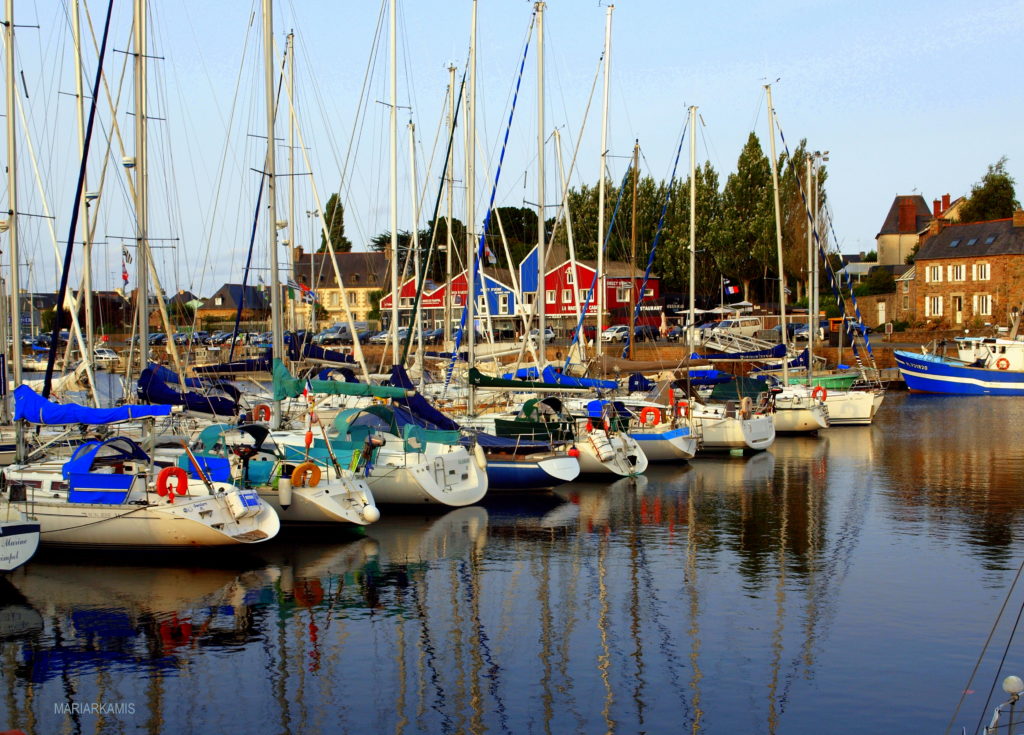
11, 0, 1024, 297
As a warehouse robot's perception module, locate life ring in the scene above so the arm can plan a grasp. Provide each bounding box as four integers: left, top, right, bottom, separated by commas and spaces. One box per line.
811, 385, 828, 401
585, 419, 594, 433
638, 406, 662, 426
252, 403, 272, 422
675, 401, 690, 419
996, 357, 1011, 371
740, 396, 753, 419
156, 466, 189, 501
291, 461, 321, 488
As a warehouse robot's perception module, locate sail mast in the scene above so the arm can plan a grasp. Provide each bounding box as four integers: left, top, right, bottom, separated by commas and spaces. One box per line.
4, 0, 19, 435
133, 0, 149, 370
73, 0, 94, 361
765, 84, 788, 385
263, 0, 284, 429
388, 0, 399, 365
286, 31, 297, 333
444, 64, 456, 346
628, 139, 637, 360
466, 0, 477, 415
535, 1, 545, 362
688, 105, 696, 347
595, 4, 612, 356
408, 121, 423, 386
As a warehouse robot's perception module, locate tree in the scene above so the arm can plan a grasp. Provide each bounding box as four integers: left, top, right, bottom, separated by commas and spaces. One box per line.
719, 132, 775, 302
958, 157, 1020, 223
317, 193, 353, 252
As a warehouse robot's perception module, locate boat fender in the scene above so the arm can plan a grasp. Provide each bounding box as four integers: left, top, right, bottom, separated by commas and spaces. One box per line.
740, 396, 753, 420
362, 504, 381, 523
156, 466, 189, 502
291, 461, 321, 488
638, 406, 662, 426
811, 385, 828, 402
473, 443, 487, 470
997, 357, 1011, 370
252, 403, 272, 422
278, 476, 292, 509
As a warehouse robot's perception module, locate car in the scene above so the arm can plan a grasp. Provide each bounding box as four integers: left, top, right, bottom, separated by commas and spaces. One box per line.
709, 316, 764, 339
601, 325, 630, 343
422, 328, 445, 345
524, 327, 555, 343
314, 327, 344, 346
369, 331, 390, 344
148, 333, 167, 345
633, 325, 659, 342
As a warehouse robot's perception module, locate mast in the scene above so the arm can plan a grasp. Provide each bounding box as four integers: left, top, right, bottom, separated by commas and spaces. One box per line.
133, 0, 148, 369
286, 31, 296, 333
535, 1, 545, 362
263, 0, 284, 429
408, 120, 423, 386
765, 84, 788, 385
595, 4, 612, 356
73, 0, 94, 360
806, 154, 814, 379
444, 64, 455, 346
4, 0, 19, 430
688, 105, 696, 348
466, 0, 477, 415
628, 139, 637, 360
388, 0, 399, 365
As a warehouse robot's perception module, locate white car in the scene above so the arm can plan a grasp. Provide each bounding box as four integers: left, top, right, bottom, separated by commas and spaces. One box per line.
93, 347, 120, 369
601, 325, 630, 342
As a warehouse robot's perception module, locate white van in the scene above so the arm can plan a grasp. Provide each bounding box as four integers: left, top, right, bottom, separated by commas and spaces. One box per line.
710, 316, 763, 338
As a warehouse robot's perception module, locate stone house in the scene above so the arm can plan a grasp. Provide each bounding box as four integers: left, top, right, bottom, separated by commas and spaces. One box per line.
913, 212, 1024, 328
291, 248, 389, 327
876, 193, 961, 266
197, 284, 271, 327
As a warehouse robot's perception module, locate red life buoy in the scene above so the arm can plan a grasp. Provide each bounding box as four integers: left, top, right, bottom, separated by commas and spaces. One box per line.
156, 466, 189, 502
585, 419, 594, 432
638, 406, 662, 426
252, 404, 272, 422
293, 579, 324, 607
811, 385, 828, 401
997, 357, 1011, 371
676, 401, 690, 419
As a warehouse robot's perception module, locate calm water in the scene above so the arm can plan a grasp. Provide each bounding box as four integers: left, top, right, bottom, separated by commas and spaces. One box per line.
3, 393, 1024, 734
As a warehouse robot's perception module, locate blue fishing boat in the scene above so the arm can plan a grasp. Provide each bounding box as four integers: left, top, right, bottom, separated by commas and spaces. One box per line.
895, 337, 1024, 395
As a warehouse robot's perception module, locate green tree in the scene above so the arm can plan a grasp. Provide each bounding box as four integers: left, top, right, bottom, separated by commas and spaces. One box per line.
719, 132, 775, 301
958, 157, 1020, 223
317, 193, 353, 252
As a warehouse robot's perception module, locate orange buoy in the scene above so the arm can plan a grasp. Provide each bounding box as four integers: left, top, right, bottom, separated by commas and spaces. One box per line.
156, 466, 189, 502
252, 404, 272, 422
291, 461, 321, 488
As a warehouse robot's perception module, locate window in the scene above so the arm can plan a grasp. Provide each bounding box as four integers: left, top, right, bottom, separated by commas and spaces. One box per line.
478, 294, 487, 311
545, 289, 556, 304
616, 286, 631, 302
565, 269, 574, 285
522, 292, 535, 306
966, 238, 978, 246
347, 292, 358, 306
902, 280, 909, 293
926, 295, 943, 317
455, 294, 465, 306
975, 263, 990, 281
949, 239, 961, 248
927, 265, 942, 283
902, 295, 909, 310
214, 296, 224, 306
332, 292, 341, 307
974, 293, 992, 316
578, 288, 589, 303
352, 274, 360, 283
644, 288, 654, 298
562, 289, 572, 303
949, 264, 965, 281
985, 235, 997, 245
498, 293, 509, 315
400, 297, 414, 308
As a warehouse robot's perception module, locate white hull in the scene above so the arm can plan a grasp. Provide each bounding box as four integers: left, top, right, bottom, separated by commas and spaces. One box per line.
258, 476, 378, 525
772, 391, 830, 433
823, 390, 882, 426
577, 429, 648, 476
629, 424, 698, 461
692, 407, 775, 452
0, 515, 40, 571
2, 469, 279, 548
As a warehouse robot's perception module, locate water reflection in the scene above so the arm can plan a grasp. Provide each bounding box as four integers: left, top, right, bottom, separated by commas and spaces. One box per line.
3, 396, 1024, 733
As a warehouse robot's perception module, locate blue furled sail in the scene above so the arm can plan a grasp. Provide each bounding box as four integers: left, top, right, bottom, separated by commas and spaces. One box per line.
14, 384, 173, 425
148, 362, 204, 388
696, 343, 788, 360
137, 367, 239, 416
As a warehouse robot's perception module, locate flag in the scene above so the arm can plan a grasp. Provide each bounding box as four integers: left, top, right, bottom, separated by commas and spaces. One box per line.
303, 378, 312, 399
122, 262, 129, 287
725, 284, 740, 295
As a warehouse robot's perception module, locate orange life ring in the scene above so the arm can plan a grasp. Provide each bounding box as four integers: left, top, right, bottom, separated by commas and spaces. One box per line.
156, 466, 189, 501
996, 357, 1011, 371
293, 579, 324, 608
585, 419, 594, 432
675, 401, 690, 418
811, 385, 828, 401
252, 403, 272, 422
638, 406, 662, 426
291, 461, 321, 488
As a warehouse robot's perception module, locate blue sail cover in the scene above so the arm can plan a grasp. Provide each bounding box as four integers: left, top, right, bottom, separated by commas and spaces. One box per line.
14, 384, 173, 425
193, 354, 271, 375
694, 343, 788, 360
540, 366, 617, 391
138, 367, 238, 416
303, 343, 356, 364
148, 363, 204, 388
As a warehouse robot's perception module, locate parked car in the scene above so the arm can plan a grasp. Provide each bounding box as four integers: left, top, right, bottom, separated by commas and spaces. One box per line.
92, 347, 120, 369
148, 333, 167, 345
601, 325, 630, 343
422, 328, 445, 345
709, 316, 763, 339
524, 327, 555, 343
633, 325, 659, 342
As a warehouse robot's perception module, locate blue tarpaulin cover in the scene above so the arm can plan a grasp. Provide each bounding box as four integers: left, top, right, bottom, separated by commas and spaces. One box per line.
14, 384, 172, 425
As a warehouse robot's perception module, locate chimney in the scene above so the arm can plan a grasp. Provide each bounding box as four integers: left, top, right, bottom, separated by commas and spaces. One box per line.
942, 193, 951, 211
293, 245, 304, 262
897, 197, 917, 233
933, 199, 941, 217
1014, 209, 1024, 228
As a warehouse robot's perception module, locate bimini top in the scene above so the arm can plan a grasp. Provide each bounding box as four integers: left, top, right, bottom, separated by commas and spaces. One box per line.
14, 384, 173, 425
62, 436, 150, 480
194, 423, 272, 453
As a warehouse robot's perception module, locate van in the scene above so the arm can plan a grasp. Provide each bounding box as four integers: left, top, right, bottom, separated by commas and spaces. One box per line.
710, 316, 763, 338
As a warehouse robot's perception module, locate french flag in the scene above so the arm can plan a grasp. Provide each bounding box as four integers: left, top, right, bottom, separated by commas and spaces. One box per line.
725, 284, 740, 296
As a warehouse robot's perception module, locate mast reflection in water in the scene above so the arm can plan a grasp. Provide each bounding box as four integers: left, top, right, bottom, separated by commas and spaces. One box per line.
2, 393, 1024, 733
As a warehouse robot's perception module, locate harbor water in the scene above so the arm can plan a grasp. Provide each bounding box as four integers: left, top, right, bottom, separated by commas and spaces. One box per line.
2, 392, 1023, 733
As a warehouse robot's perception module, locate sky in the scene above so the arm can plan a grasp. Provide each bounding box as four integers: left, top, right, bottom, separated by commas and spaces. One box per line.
9, 0, 1024, 300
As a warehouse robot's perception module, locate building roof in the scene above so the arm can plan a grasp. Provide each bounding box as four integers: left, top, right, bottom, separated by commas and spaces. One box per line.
167, 290, 198, 307
200, 283, 270, 311
915, 218, 1024, 261
292, 250, 389, 290
876, 195, 932, 237
896, 265, 916, 282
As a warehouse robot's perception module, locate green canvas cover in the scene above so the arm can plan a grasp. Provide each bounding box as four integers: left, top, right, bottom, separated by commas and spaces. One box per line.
273, 359, 411, 402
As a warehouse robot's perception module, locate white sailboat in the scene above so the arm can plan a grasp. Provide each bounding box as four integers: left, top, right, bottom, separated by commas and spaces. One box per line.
0, 511, 39, 572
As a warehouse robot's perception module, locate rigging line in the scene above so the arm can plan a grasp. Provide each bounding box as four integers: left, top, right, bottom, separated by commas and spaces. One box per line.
43, 0, 115, 399
623, 117, 689, 359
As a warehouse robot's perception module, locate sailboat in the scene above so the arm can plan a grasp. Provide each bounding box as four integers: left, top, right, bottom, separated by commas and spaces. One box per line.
0, 510, 38, 572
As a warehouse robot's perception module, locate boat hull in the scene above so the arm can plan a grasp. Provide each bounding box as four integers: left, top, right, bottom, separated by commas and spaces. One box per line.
0, 519, 40, 572
485, 453, 580, 490
258, 477, 378, 525
693, 412, 775, 452
630, 426, 697, 461
895, 350, 1024, 395
822, 390, 882, 425
577, 431, 648, 476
